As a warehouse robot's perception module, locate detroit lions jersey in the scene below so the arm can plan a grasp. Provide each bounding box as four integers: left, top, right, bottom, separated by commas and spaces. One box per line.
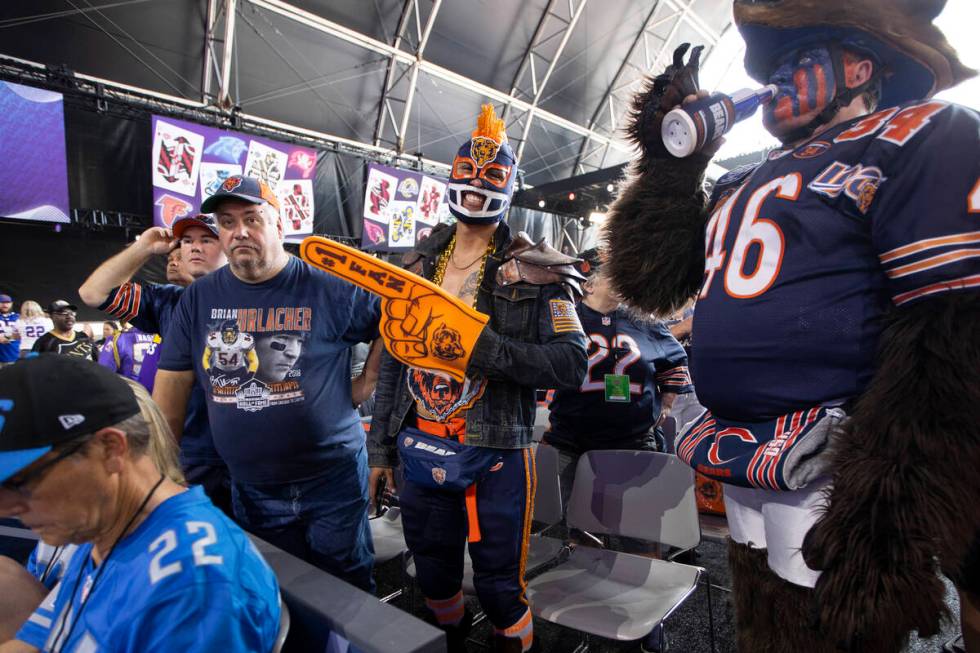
26, 543, 80, 590
692, 100, 980, 421
547, 304, 692, 452
16, 486, 280, 653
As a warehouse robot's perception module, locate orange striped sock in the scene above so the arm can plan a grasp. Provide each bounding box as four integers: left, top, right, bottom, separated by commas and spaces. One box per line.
425, 590, 465, 626
494, 608, 533, 651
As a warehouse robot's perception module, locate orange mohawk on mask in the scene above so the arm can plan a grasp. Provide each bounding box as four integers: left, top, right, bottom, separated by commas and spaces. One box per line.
471, 104, 507, 145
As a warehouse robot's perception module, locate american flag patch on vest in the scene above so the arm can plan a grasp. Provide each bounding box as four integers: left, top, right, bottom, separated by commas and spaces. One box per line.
549, 299, 581, 333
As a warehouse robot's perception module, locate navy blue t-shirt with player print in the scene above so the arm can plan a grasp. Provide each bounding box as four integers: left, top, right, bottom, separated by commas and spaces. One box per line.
692, 100, 980, 423
158, 257, 381, 484
546, 304, 693, 453
99, 282, 218, 465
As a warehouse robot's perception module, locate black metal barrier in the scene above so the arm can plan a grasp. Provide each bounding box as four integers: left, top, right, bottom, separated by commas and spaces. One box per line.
251, 538, 445, 653
0, 525, 445, 653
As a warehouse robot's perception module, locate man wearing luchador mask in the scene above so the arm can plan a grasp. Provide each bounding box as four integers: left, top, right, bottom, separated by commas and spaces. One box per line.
367, 105, 587, 652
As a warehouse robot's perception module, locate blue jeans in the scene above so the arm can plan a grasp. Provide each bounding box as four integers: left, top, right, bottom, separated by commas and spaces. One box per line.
231, 446, 375, 593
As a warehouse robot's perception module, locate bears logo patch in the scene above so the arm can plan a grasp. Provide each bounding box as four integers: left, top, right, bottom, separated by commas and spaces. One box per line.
432, 467, 447, 485
471, 136, 500, 168
221, 175, 244, 192
793, 140, 831, 159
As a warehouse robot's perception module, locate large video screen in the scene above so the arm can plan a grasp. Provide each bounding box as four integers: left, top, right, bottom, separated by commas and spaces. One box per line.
0, 82, 70, 223
361, 163, 450, 252
151, 116, 318, 238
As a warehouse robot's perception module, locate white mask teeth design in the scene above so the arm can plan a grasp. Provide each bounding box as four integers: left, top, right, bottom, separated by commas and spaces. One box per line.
447, 183, 510, 219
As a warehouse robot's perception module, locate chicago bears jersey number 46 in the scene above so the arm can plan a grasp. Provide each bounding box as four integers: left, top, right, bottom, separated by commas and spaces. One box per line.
692, 100, 980, 422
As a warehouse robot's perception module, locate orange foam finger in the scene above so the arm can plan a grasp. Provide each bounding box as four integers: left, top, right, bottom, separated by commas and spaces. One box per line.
302, 236, 490, 382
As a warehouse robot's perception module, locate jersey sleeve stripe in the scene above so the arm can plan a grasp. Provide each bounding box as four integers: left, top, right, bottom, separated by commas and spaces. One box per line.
892, 273, 980, 305
884, 248, 980, 279
27, 613, 51, 629
120, 283, 142, 324
878, 231, 980, 264
103, 282, 132, 317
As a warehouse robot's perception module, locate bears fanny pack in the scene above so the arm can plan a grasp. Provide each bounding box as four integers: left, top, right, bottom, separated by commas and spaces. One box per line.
675, 406, 846, 491
397, 426, 504, 543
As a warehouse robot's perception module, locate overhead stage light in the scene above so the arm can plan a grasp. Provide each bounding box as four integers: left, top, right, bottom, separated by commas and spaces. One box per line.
606, 183, 615, 192
568, 192, 576, 201
538, 200, 546, 208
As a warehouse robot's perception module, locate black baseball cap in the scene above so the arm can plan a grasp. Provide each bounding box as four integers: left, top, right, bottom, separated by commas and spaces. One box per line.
200, 175, 280, 214
0, 356, 140, 483
173, 213, 219, 239
47, 300, 78, 313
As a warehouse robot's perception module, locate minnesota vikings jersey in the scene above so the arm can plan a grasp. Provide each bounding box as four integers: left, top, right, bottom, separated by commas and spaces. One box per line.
98, 330, 162, 390
547, 304, 692, 452
16, 487, 280, 653
205, 331, 255, 372
692, 100, 980, 422
14, 317, 51, 352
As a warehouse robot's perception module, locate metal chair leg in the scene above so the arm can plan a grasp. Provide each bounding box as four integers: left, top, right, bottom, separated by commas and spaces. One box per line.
704, 569, 717, 653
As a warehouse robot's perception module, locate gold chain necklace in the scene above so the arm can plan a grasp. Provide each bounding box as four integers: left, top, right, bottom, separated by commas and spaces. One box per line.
433, 233, 495, 308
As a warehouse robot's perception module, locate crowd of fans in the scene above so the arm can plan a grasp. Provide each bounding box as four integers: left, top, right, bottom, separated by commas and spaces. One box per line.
0, 173, 695, 653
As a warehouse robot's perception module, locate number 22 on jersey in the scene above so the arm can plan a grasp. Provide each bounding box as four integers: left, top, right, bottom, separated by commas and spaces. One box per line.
700, 173, 802, 300
581, 333, 642, 394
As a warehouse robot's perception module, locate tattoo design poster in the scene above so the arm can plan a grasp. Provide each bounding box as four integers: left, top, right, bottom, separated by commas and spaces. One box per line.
361, 163, 451, 252
151, 115, 317, 234
0, 82, 70, 223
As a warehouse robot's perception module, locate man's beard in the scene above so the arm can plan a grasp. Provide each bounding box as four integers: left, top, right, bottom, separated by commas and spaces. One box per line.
230, 255, 269, 281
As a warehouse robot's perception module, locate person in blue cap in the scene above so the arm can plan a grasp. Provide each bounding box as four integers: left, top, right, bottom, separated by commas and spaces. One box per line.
153, 176, 382, 593
605, 1, 979, 651
0, 355, 280, 652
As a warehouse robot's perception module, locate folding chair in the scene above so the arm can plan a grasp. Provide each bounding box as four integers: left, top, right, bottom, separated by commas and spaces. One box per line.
527, 450, 716, 652
532, 403, 551, 442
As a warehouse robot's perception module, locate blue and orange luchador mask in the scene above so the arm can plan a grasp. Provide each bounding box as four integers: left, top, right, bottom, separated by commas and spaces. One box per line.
447, 104, 516, 225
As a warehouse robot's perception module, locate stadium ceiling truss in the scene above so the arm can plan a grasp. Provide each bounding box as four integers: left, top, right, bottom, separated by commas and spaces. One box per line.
573, 0, 723, 174
3, 0, 731, 181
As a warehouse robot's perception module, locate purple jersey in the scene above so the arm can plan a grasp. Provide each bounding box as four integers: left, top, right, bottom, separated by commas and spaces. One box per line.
99, 329, 162, 391
693, 100, 980, 422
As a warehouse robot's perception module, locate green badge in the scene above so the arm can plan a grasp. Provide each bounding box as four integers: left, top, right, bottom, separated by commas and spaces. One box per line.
604, 374, 630, 402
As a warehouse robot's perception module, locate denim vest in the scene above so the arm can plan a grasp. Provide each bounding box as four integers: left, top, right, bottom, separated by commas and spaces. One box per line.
368, 222, 587, 467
